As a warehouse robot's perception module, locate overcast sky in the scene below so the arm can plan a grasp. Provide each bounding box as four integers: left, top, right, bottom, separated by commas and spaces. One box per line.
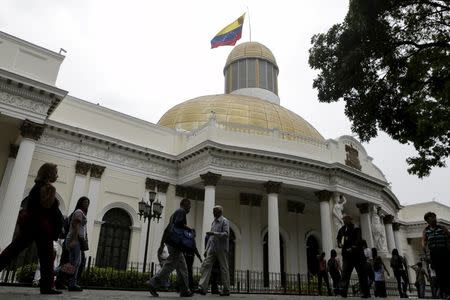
1, 0, 448, 206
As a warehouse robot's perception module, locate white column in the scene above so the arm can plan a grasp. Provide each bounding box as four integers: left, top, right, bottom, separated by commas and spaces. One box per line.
85, 164, 105, 257
0, 137, 37, 249
383, 215, 396, 253
0, 145, 17, 211
316, 191, 333, 257
240, 199, 251, 270
393, 223, 402, 252
265, 181, 282, 274
357, 203, 374, 249
200, 172, 221, 252
202, 185, 215, 251
67, 161, 90, 214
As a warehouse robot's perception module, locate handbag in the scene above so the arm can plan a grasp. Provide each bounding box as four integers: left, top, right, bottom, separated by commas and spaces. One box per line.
60, 263, 76, 275
79, 236, 89, 251
167, 225, 195, 252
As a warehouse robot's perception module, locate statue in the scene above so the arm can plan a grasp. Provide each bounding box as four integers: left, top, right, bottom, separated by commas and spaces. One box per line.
372, 207, 387, 251
333, 194, 347, 230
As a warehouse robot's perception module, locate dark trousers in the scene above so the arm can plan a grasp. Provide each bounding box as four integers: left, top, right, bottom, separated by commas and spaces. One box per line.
330, 272, 341, 295
0, 221, 55, 291
393, 269, 408, 297
430, 249, 450, 297
317, 270, 331, 295
184, 253, 195, 291
374, 281, 387, 297
340, 257, 370, 297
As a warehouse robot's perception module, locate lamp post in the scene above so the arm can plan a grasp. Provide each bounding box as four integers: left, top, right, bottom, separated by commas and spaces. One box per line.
139, 190, 164, 273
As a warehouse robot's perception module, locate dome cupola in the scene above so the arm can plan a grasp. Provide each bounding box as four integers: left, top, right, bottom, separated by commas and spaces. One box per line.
224, 42, 280, 104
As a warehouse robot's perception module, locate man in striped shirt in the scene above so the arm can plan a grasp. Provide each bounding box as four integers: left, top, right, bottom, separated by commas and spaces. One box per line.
422, 212, 450, 299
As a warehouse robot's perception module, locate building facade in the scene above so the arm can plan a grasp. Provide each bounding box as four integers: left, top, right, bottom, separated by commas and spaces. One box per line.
0, 31, 447, 278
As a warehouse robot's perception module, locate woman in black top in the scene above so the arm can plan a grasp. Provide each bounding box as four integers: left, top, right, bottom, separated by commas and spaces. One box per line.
0, 163, 64, 294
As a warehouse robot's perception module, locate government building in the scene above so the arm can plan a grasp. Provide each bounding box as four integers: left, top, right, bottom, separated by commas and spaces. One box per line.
0, 31, 448, 281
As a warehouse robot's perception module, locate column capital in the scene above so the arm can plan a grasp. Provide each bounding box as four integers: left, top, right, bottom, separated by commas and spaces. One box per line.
20, 119, 45, 140
356, 203, 370, 214
157, 181, 170, 193
90, 164, 105, 179
175, 185, 187, 198
392, 222, 401, 231
264, 181, 282, 194
200, 172, 221, 187
145, 178, 158, 190
9, 144, 19, 158
383, 215, 395, 224
314, 190, 333, 202
75, 161, 91, 175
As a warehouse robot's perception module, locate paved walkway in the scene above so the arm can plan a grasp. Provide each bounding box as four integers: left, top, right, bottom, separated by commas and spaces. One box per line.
0, 286, 410, 299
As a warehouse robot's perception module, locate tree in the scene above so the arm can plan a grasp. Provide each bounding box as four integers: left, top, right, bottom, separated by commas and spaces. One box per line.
309, 0, 449, 177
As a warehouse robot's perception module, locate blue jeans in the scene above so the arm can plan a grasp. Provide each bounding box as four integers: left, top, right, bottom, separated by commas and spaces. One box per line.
68, 242, 81, 287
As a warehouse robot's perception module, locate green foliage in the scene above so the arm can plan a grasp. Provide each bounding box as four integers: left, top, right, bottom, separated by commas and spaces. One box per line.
80, 267, 149, 289
15, 263, 38, 284
309, 0, 450, 177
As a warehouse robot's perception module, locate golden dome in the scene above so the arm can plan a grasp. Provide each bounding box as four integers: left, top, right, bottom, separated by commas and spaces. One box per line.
225, 42, 278, 70
158, 94, 324, 141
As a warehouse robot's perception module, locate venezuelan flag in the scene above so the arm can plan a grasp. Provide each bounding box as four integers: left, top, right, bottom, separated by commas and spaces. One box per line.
211, 14, 245, 49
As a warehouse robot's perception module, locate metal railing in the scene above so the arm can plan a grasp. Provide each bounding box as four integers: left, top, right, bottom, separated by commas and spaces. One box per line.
1, 256, 423, 297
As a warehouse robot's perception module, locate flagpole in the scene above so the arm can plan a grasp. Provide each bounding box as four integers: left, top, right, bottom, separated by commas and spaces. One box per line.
247, 7, 252, 42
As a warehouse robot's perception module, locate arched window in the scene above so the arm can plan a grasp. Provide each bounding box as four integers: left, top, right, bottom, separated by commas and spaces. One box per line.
306, 235, 320, 275
96, 208, 132, 270
263, 232, 285, 287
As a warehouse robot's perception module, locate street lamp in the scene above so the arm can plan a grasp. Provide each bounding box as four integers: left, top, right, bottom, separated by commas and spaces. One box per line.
139, 190, 164, 273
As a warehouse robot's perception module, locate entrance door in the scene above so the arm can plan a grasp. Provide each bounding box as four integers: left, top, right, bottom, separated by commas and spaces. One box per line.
96, 208, 132, 270
306, 235, 319, 275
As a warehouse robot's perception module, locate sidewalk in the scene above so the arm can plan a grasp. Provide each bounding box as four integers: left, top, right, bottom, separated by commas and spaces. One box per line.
0, 286, 408, 299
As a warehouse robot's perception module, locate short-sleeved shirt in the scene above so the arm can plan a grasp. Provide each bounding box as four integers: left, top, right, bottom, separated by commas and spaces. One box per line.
205, 216, 229, 253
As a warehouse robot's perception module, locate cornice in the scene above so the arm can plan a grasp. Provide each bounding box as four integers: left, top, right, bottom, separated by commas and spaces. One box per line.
0, 68, 67, 116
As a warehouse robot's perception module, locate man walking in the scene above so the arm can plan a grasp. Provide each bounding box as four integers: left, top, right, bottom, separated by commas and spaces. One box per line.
422, 212, 450, 299
148, 198, 193, 297
336, 215, 370, 298
195, 205, 230, 296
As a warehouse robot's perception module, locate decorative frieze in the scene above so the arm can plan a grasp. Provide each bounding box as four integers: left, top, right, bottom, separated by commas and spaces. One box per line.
75, 161, 91, 175
264, 181, 282, 194
200, 172, 221, 187
0, 91, 50, 116
90, 164, 105, 179
20, 119, 45, 140
38, 133, 176, 178
9, 144, 19, 158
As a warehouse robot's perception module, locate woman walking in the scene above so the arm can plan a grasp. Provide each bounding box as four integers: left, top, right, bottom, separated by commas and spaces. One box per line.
0, 163, 64, 294
65, 196, 90, 291
372, 248, 390, 297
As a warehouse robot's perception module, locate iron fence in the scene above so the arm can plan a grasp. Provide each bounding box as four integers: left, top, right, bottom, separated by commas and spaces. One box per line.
0, 256, 423, 297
